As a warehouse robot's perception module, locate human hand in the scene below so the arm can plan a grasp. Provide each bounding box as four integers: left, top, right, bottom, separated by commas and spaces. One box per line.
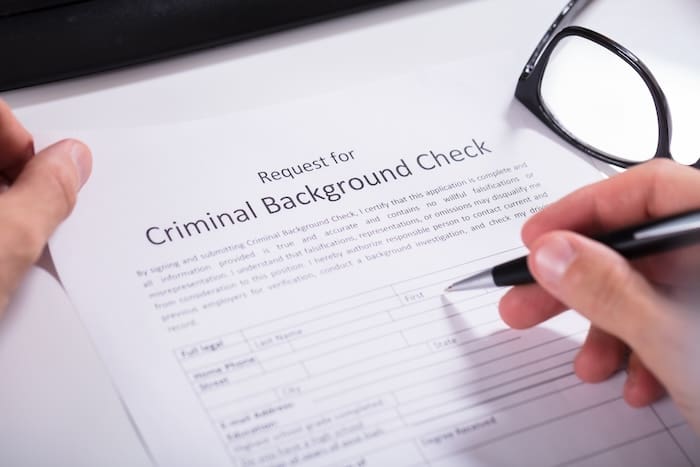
499, 159, 700, 434
0, 100, 91, 315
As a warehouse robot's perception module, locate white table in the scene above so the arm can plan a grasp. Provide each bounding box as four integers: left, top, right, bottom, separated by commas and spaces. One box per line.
1, 1, 698, 465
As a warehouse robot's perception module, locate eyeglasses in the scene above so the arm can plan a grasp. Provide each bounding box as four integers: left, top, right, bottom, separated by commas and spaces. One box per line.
515, 0, 699, 169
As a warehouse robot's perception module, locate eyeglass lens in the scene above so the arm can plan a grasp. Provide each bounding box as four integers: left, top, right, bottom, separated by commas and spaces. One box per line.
539, 36, 659, 164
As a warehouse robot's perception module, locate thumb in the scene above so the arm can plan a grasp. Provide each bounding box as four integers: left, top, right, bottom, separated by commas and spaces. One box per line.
527, 231, 674, 354
0, 139, 91, 274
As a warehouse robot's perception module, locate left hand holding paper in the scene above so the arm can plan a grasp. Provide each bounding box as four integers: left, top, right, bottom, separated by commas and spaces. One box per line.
0, 100, 92, 315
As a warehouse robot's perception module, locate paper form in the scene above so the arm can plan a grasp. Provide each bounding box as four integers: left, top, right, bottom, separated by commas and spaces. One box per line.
48, 53, 699, 467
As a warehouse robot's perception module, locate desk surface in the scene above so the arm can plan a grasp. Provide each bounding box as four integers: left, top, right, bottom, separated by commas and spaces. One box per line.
1, 1, 699, 465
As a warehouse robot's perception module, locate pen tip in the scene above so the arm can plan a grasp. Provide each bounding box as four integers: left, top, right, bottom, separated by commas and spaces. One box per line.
444, 269, 495, 292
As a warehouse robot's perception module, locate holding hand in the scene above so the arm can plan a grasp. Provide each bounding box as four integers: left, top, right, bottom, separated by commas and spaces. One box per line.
499, 159, 700, 434
0, 100, 91, 314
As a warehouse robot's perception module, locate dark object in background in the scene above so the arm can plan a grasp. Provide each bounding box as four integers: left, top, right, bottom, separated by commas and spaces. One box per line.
0, 0, 404, 91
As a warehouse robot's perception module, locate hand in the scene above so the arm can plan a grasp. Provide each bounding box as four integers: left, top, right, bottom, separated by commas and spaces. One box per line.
499, 159, 700, 434
0, 100, 91, 315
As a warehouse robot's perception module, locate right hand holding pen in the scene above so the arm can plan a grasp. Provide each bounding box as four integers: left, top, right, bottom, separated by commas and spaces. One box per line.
499, 159, 700, 434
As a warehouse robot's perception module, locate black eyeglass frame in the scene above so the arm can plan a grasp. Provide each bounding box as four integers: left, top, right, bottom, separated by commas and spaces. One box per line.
515, 0, 698, 169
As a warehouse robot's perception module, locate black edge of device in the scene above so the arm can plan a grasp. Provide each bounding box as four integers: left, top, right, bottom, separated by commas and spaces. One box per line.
0, 0, 405, 92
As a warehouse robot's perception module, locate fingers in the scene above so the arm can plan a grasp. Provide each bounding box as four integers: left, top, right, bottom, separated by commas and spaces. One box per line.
500, 243, 700, 331
624, 352, 665, 407
574, 326, 627, 383
1, 139, 91, 241
0, 139, 91, 309
499, 284, 565, 329
522, 159, 700, 246
0, 100, 34, 178
576, 330, 665, 406
526, 230, 700, 423
508, 162, 700, 418
527, 231, 672, 353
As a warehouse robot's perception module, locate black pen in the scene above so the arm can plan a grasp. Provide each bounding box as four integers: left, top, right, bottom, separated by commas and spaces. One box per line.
445, 209, 700, 292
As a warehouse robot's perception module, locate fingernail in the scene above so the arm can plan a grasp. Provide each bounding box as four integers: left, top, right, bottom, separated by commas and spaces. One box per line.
533, 235, 577, 286
69, 141, 90, 188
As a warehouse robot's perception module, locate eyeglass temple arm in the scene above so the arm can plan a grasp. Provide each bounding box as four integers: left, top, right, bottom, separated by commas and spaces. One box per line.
520, 0, 593, 79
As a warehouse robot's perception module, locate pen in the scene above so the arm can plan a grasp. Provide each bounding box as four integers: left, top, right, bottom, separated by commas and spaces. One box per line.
445, 209, 700, 292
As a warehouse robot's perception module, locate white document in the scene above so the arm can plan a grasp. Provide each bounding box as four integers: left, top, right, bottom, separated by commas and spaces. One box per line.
0, 267, 151, 467
49, 54, 699, 467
